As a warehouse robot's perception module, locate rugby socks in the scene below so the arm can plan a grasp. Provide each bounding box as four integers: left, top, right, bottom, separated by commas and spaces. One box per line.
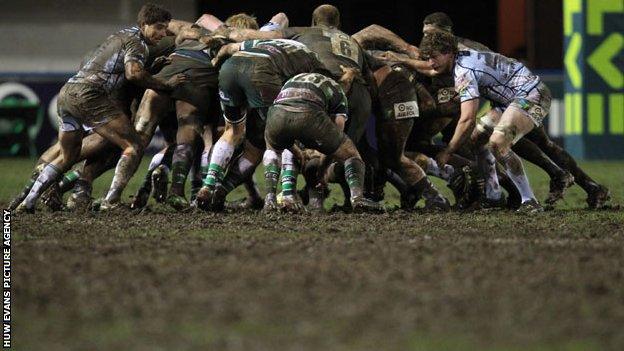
263, 150, 281, 196
170, 143, 193, 196
58, 169, 81, 194
476, 147, 503, 201
9, 163, 46, 210
344, 157, 365, 200
203, 140, 234, 188
280, 150, 298, 197
106, 152, 141, 203
23, 163, 61, 208
500, 150, 536, 203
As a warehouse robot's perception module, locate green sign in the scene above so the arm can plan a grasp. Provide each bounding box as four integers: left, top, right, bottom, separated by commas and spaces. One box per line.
564, 0, 623, 159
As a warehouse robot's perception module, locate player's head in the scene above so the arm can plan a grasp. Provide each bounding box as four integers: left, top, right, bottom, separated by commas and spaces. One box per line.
312, 4, 340, 28
137, 3, 172, 45
422, 12, 453, 35
226, 13, 260, 30
419, 31, 458, 75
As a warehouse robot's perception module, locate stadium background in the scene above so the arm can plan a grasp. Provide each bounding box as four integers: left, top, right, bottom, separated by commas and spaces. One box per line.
0, 0, 621, 158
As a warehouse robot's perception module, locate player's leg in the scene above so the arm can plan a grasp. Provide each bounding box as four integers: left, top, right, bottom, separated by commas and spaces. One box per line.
488, 106, 541, 212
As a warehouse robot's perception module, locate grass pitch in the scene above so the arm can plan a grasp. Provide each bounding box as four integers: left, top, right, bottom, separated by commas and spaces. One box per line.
3, 158, 623, 350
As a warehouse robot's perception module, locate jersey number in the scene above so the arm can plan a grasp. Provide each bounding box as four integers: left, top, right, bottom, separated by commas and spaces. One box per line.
324, 31, 359, 64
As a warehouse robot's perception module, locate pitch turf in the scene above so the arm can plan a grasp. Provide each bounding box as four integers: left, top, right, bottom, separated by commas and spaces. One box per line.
3, 158, 623, 350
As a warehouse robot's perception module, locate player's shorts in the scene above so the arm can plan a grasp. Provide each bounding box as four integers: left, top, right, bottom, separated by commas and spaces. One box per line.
218, 55, 282, 123
265, 105, 346, 155
155, 54, 219, 115
245, 109, 267, 150
57, 83, 123, 132
377, 68, 419, 122
508, 81, 552, 127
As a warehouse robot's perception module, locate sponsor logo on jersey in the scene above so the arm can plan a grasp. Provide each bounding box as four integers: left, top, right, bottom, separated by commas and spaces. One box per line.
393, 101, 419, 119
218, 90, 231, 101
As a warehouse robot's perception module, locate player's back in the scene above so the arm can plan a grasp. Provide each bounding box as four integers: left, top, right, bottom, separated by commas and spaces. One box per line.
455, 49, 538, 106
274, 72, 346, 113
283, 26, 364, 78
239, 39, 325, 79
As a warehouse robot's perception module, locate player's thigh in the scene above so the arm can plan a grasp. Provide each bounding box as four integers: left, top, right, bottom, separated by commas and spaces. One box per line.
490, 106, 536, 150
94, 114, 141, 152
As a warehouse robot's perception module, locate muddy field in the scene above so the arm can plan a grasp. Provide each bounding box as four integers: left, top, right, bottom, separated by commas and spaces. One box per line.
4, 159, 624, 350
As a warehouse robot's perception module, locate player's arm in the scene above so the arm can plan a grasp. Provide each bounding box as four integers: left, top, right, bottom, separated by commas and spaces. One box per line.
436, 98, 479, 165
195, 13, 224, 31
352, 24, 419, 58
376, 51, 436, 76
210, 42, 241, 66
125, 60, 186, 91
167, 19, 194, 35
260, 12, 290, 31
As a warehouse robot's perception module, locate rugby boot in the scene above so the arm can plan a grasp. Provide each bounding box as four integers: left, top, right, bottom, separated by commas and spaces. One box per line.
400, 191, 419, 210
263, 193, 279, 213
351, 196, 385, 214
167, 194, 190, 211
195, 186, 213, 211
480, 194, 508, 210
279, 193, 305, 213
130, 186, 151, 210
150, 165, 169, 203
545, 171, 575, 206
424, 195, 452, 212
307, 187, 326, 213
66, 179, 92, 212
516, 198, 544, 214
98, 198, 121, 212
586, 184, 611, 209
210, 185, 228, 212
14, 201, 35, 214
8, 168, 41, 211
448, 166, 477, 210
41, 183, 64, 212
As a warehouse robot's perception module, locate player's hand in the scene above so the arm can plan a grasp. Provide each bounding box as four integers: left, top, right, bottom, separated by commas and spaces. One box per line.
436, 149, 451, 167
211, 42, 240, 66
379, 51, 404, 63
150, 56, 172, 73
405, 45, 420, 59
165, 73, 188, 89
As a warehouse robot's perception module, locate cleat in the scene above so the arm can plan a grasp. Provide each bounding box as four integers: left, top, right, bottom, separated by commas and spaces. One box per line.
278, 194, 305, 213
400, 191, 419, 210
545, 171, 575, 206
307, 187, 326, 212
15, 202, 35, 214
210, 185, 227, 212
66, 180, 92, 212
98, 198, 120, 212
150, 165, 169, 203
195, 186, 212, 211
351, 196, 385, 213
130, 187, 151, 210
8, 169, 41, 211
424, 195, 451, 212
516, 198, 544, 214
41, 183, 64, 212
167, 194, 190, 211
263, 193, 279, 213
480, 193, 508, 210
586, 185, 611, 209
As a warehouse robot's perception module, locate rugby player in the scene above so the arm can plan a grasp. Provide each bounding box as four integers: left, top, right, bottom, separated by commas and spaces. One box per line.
262, 71, 383, 213
15, 4, 187, 213
419, 31, 549, 212
195, 37, 327, 211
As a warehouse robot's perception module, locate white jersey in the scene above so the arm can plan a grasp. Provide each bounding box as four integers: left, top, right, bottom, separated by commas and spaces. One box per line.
453, 49, 540, 108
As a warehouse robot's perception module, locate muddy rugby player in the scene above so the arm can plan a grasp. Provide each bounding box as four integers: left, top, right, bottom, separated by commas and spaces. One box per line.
10, 4, 611, 214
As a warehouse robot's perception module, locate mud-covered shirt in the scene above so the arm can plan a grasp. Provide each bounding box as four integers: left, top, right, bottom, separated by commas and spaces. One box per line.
69, 27, 148, 94
173, 27, 222, 66
274, 73, 348, 118
457, 36, 492, 52
238, 39, 325, 79
281, 26, 364, 78
454, 49, 540, 106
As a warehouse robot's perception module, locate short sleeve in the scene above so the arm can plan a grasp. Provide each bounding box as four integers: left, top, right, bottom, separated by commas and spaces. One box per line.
328, 82, 349, 118
454, 65, 480, 102
124, 37, 148, 67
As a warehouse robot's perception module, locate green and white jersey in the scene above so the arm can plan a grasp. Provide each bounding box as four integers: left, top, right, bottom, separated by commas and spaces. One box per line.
238, 39, 326, 79
274, 73, 348, 117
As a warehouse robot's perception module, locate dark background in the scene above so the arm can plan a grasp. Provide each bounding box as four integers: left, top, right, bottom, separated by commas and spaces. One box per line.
197, 0, 499, 56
